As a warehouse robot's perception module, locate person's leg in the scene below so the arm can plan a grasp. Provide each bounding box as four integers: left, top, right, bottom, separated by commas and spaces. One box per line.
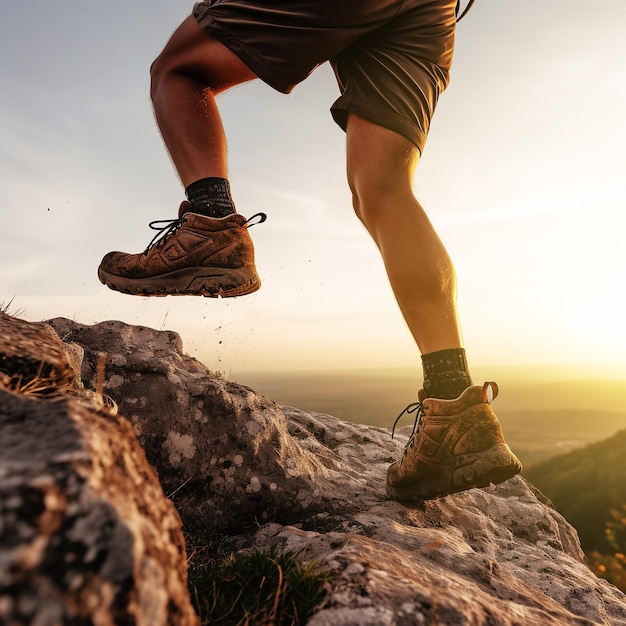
98, 16, 263, 298
149, 15, 257, 186
346, 114, 473, 401
346, 115, 522, 499
346, 114, 462, 356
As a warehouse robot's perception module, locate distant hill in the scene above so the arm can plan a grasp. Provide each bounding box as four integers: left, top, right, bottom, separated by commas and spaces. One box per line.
524, 428, 626, 554
497, 409, 626, 467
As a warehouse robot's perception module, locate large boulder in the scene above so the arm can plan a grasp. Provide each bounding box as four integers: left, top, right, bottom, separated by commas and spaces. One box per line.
48, 317, 346, 534
0, 313, 198, 626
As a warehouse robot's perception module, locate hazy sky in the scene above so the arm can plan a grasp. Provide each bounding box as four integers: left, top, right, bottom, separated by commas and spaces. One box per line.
2, 0, 625, 377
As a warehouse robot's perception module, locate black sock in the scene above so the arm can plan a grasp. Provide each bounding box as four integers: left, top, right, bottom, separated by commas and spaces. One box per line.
185, 177, 236, 218
421, 348, 473, 400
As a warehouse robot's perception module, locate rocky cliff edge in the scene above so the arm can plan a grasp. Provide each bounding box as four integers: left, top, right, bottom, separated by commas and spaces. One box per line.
1, 311, 625, 625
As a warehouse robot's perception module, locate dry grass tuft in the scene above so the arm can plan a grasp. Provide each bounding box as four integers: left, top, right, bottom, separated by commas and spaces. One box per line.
186, 532, 332, 625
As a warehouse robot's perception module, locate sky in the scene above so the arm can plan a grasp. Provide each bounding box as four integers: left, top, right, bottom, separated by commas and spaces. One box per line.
1, 0, 626, 378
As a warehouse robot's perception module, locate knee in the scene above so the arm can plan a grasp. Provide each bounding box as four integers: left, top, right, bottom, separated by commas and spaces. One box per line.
149, 46, 211, 104
149, 49, 177, 102
348, 171, 411, 232
150, 16, 211, 101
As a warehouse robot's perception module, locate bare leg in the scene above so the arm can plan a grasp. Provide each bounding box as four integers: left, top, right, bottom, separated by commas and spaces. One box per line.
346, 114, 463, 355
149, 16, 257, 186
98, 16, 262, 298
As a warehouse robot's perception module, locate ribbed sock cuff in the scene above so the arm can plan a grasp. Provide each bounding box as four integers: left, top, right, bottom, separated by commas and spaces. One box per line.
421, 348, 473, 400
185, 177, 236, 218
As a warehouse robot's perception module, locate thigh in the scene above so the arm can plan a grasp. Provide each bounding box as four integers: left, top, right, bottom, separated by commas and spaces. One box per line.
155, 15, 258, 92
346, 114, 418, 197
192, 0, 405, 93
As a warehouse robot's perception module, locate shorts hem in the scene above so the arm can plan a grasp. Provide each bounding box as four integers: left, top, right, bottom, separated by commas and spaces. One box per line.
192, 9, 300, 94
330, 98, 427, 154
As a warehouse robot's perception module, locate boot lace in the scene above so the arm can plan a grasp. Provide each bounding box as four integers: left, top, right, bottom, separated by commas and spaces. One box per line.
243, 212, 267, 228
142, 211, 267, 254
455, 0, 475, 22
392, 401, 425, 452
143, 218, 186, 254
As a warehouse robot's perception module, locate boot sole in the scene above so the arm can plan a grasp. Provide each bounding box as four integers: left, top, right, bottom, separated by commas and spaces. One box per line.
386, 442, 522, 503
98, 265, 261, 298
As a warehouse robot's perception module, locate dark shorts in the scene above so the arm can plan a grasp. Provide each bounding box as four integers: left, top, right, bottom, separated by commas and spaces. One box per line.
193, 0, 456, 152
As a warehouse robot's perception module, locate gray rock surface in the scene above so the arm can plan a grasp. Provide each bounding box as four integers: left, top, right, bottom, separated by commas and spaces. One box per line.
257, 408, 623, 625
47, 318, 347, 534
45, 317, 626, 625
0, 315, 199, 626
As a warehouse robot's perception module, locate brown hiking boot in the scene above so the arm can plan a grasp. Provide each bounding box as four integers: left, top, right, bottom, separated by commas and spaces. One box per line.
386, 382, 522, 502
98, 202, 264, 297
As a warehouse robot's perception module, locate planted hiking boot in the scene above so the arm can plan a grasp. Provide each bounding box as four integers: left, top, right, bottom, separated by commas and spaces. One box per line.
98, 202, 264, 297
386, 382, 521, 502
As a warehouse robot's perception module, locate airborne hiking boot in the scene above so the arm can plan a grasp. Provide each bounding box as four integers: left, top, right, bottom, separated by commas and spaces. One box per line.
386, 382, 522, 502
98, 202, 265, 297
